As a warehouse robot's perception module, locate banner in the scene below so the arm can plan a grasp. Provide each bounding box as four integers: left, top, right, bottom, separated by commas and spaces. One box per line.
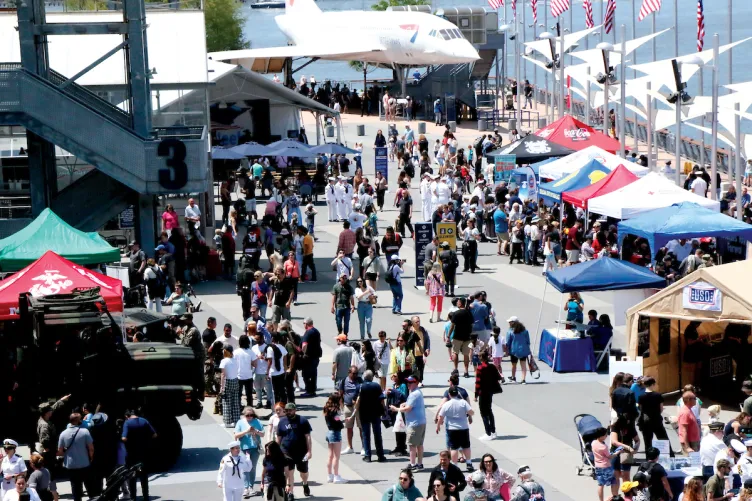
375, 147, 388, 182
518, 166, 538, 202
414, 222, 432, 288
682, 281, 722, 312
436, 222, 457, 251
493, 154, 516, 185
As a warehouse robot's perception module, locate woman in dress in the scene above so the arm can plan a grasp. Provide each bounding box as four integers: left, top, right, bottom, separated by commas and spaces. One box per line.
504, 317, 531, 384
354, 277, 377, 340
219, 345, 241, 428
324, 392, 347, 484
472, 453, 514, 501
425, 263, 446, 323
352, 168, 364, 194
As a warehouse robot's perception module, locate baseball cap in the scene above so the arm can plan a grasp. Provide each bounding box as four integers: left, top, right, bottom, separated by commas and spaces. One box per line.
405, 376, 418, 384
336, 334, 348, 342
506, 316, 519, 323
155, 245, 166, 251
391, 255, 401, 261
471, 470, 485, 485
285, 403, 297, 410
621, 481, 639, 493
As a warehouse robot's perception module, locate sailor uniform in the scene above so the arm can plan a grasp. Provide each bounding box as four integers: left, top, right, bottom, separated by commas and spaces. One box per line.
335, 182, 347, 221
420, 178, 431, 221
216, 452, 252, 501
1, 452, 27, 497
325, 182, 338, 221
339, 182, 353, 220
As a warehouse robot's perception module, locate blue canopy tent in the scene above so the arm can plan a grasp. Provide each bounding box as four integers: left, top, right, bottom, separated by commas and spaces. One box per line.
534, 258, 667, 372
538, 159, 611, 205
617, 202, 752, 256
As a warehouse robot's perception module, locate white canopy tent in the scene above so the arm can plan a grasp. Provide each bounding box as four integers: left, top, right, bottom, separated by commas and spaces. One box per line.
587, 172, 721, 219
538, 146, 649, 181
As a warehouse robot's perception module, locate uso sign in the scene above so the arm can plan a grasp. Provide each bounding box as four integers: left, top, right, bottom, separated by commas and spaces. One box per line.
682, 281, 722, 312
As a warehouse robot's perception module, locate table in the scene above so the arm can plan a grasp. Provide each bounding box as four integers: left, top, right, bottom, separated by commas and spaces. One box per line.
537, 328, 596, 373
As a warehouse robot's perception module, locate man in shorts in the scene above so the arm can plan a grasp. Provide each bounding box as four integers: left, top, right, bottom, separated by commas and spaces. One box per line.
565, 221, 582, 264
392, 376, 426, 470
447, 297, 474, 378
276, 403, 313, 497
436, 387, 475, 472
338, 365, 363, 455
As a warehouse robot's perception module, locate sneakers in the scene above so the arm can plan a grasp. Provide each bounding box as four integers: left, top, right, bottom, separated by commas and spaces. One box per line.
463, 372, 471, 378
508, 376, 517, 383
327, 474, 334, 483
410, 463, 423, 471
466, 463, 475, 472
332, 475, 348, 484
521, 380, 527, 385
303, 483, 311, 496
362, 456, 372, 462
242, 488, 251, 498
479, 433, 497, 441
360, 449, 366, 456
342, 447, 354, 454
377, 456, 388, 463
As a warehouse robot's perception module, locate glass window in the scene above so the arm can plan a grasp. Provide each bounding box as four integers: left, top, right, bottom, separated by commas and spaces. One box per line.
448, 30, 458, 39
439, 29, 451, 41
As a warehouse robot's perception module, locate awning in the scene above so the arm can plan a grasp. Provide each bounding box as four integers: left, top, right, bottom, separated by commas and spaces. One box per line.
562, 164, 639, 209
538, 159, 611, 205
485, 134, 575, 164
535, 115, 622, 153
546, 257, 667, 293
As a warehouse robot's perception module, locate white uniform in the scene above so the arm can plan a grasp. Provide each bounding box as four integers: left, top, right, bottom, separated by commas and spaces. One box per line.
325, 183, 338, 221
216, 452, 252, 501
429, 180, 439, 215
436, 181, 451, 208
420, 179, 431, 221
1, 454, 27, 498
341, 183, 353, 220
335, 182, 347, 221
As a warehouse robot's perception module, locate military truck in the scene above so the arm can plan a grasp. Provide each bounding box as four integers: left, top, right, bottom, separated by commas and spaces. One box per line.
12, 287, 203, 471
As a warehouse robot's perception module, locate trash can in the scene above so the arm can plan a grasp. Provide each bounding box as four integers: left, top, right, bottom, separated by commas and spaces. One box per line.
325, 125, 335, 138
538, 118, 548, 129
356, 124, 365, 136
508, 118, 517, 131
478, 119, 487, 132
448, 121, 457, 132
417, 122, 426, 134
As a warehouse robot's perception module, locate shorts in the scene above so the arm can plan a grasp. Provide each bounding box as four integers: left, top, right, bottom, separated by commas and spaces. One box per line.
286, 455, 309, 474
366, 272, 378, 282
343, 405, 361, 429
376, 368, 388, 378
447, 429, 471, 450
326, 430, 342, 443
595, 466, 615, 486
472, 354, 480, 366
406, 424, 426, 446
474, 329, 491, 345
271, 304, 291, 324
566, 249, 580, 263
452, 339, 471, 357
610, 453, 632, 472
245, 199, 257, 213
493, 357, 502, 368
510, 354, 526, 363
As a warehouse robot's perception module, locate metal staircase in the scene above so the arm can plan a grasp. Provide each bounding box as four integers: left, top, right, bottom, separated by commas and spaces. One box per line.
50, 170, 133, 232
0, 64, 208, 194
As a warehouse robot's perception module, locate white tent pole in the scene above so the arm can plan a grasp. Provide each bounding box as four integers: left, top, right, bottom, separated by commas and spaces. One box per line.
533, 279, 549, 350
553, 292, 565, 372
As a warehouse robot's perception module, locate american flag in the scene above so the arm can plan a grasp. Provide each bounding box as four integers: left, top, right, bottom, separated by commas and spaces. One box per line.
697, 0, 705, 51
604, 0, 616, 34
583, 0, 594, 28
488, 0, 502, 10
638, 0, 662, 21
532, 0, 538, 23
551, 0, 571, 18
512, 0, 517, 21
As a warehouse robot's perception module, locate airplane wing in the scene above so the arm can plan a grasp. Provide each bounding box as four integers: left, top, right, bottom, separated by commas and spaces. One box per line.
209, 41, 386, 64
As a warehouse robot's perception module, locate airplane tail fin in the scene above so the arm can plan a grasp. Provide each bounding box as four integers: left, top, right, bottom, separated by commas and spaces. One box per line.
285, 0, 321, 16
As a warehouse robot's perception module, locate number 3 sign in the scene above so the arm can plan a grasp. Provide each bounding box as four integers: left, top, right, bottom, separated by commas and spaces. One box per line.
157, 138, 188, 190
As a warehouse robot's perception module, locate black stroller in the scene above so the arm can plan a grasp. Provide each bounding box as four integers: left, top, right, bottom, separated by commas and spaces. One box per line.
91, 464, 143, 501
575, 414, 603, 478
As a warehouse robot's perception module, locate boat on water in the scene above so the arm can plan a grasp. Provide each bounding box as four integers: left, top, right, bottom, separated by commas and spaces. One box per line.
249, 0, 288, 8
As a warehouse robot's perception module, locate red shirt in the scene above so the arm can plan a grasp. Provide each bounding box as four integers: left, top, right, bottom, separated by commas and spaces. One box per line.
161, 210, 180, 230
337, 229, 357, 255
678, 405, 700, 444
284, 260, 300, 279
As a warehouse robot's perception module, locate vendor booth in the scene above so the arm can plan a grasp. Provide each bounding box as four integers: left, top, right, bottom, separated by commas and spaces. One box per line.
536, 258, 667, 372
588, 173, 721, 219
0, 209, 121, 272
626, 260, 752, 397
562, 164, 639, 209
538, 145, 649, 181
535, 115, 622, 153
616, 202, 752, 256
484, 133, 575, 165
538, 159, 611, 205
0, 251, 123, 320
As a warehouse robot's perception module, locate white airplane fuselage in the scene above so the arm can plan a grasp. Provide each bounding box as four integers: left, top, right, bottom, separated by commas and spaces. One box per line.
274, 10, 480, 66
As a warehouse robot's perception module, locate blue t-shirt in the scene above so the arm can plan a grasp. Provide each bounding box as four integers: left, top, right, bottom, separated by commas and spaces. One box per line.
630, 383, 647, 404
338, 376, 363, 406
566, 300, 583, 322
505, 329, 531, 358
471, 301, 489, 332
235, 417, 264, 450
276, 415, 312, 457
493, 209, 508, 234
442, 386, 469, 401
405, 389, 426, 427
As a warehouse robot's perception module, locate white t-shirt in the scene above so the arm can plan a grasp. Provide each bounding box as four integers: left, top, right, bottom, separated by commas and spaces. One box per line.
265, 344, 288, 377
691, 177, 708, 196
700, 433, 727, 467
666, 240, 693, 262
185, 204, 201, 220
373, 340, 391, 368
235, 347, 257, 381
218, 334, 239, 350
220, 357, 240, 380
252, 344, 269, 374
333, 257, 353, 280
490, 335, 505, 359
354, 285, 376, 303
438, 397, 472, 430
348, 212, 367, 230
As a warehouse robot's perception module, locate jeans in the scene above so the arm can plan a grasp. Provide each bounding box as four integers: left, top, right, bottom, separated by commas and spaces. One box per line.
67, 467, 99, 501
285, 371, 296, 404
239, 378, 254, 406
335, 308, 351, 335
243, 448, 260, 489
529, 239, 540, 265
524, 236, 531, 264
361, 419, 385, 458
271, 374, 287, 405
357, 301, 373, 339
253, 374, 274, 406
390, 283, 403, 313
302, 358, 319, 395
302, 254, 317, 281
479, 394, 496, 435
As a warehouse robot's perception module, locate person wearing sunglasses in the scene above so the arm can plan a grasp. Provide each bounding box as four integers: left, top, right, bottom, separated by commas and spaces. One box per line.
354, 277, 377, 340
428, 476, 459, 501
381, 468, 424, 501
427, 450, 466, 498
234, 407, 264, 497
471, 454, 515, 501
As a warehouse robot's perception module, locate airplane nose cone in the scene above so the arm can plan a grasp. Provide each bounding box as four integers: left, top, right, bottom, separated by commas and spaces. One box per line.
456, 42, 480, 62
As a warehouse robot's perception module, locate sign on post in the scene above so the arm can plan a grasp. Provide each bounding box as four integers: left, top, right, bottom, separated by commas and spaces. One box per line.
436, 222, 457, 250
414, 222, 432, 288
493, 154, 516, 186
375, 147, 388, 182
119, 205, 135, 229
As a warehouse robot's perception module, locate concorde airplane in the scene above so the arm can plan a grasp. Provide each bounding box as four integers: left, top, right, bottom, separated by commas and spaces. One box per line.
209, 0, 480, 74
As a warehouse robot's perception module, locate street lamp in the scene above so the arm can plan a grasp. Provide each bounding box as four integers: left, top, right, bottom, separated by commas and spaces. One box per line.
541, 30, 566, 120
540, 31, 557, 123
499, 23, 514, 122
596, 41, 618, 143
668, 54, 702, 186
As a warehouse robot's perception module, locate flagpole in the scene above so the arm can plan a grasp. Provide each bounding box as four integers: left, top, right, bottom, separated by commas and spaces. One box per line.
651, 11, 657, 168
619, 24, 626, 159
612, 0, 616, 45
728, 0, 732, 90
735, 102, 743, 220
533, 2, 538, 111
646, 81, 653, 171
699, 68, 705, 167
522, 0, 527, 83
631, 0, 638, 155
559, 22, 566, 119
544, 0, 550, 123
710, 33, 719, 201
674, 0, 678, 58
599, 0, 603, 43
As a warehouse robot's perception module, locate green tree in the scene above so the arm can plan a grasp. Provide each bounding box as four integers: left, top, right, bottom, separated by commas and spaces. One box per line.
371, 0, 429, 11
204, 0, 249, 53
63, 0, 107, 11
348, 61, 377, 93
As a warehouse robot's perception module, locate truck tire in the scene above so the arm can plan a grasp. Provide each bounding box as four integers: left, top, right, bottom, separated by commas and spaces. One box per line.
145, 415, 183, 472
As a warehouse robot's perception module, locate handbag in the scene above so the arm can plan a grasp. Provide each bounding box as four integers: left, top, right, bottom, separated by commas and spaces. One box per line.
368, 294, 378, 305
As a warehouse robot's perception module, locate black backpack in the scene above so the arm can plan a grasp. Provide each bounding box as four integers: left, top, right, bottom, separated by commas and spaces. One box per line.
385, 264, 397, 285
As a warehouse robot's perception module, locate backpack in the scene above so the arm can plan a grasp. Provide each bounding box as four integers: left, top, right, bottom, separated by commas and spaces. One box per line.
385, 264, 397, 285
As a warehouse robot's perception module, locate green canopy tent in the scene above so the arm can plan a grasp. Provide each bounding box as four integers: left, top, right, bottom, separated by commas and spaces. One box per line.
0, 209, 121, 271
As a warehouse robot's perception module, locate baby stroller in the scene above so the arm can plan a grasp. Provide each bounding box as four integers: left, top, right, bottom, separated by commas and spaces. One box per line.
233, 198, 248, 225
575, 413, 603, 478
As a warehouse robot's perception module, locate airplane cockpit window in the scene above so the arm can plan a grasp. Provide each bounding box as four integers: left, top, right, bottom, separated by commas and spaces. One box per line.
439, 29, 451, 40
454, 29, 464, 39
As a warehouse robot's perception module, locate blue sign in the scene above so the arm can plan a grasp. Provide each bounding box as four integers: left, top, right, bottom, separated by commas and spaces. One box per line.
690, 288, 715, 304
414, 222, 432, 288
119, 205, 135, 229
445, 94, 456, 124
375, 146, 388, 182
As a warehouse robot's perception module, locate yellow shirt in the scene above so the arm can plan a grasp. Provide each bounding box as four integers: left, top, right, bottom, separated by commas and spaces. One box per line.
303, 234, 314, 256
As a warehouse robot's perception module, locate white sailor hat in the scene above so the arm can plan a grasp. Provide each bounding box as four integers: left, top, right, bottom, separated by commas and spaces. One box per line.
228, 440, 241, 449
328, 177, 336, 181
2, 439, 18, 448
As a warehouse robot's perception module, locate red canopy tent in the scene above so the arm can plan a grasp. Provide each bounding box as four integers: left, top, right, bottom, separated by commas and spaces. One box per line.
562, 164, 639, 209
535, 115, 622, 153
0, 251, 123, 320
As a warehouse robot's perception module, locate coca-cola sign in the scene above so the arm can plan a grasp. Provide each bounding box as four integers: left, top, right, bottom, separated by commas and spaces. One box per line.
563, 128, 592, 141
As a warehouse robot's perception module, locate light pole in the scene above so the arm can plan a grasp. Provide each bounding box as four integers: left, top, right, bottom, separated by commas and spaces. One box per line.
559, 29, 566, 119
540, 31, 558, 121
596, 41, 616, 141
500, 23, 514, 119
619, 25, 627, 159
668, 55, 702, 186
710, 34, 720, 200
